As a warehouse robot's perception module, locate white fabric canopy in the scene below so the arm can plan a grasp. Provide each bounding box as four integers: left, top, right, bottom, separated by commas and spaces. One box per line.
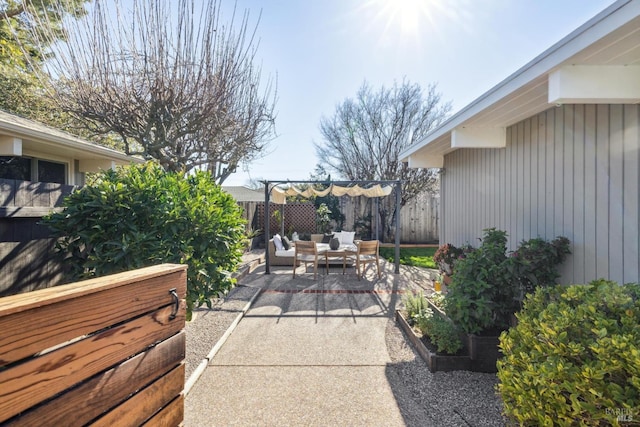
270, 184, 393, 203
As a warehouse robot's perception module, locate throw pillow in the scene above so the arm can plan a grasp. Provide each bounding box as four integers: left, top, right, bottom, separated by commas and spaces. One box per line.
321, 233, 333, 243
273, 234, 284, 251
282, 236, 291, 250
339, 231, 355, 245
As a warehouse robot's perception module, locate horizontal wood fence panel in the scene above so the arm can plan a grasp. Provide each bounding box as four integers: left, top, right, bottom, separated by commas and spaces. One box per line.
92, 364, 185, 427
143, 395, 184, 427
0, 264, 187, 367
0, 264, 187, 426
4, 332, 186, 427
0, 303, 185, 422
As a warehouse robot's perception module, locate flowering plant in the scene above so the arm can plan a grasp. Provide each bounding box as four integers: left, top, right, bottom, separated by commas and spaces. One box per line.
433, 243, 475, 275
433, 243, 465, 275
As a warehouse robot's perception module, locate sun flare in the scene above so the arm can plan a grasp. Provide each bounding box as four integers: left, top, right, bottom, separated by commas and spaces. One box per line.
366, 0, 441, 38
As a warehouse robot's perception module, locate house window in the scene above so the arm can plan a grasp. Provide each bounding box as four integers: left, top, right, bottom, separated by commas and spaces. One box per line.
0, 156, 31, 181
38, 160, 66, 184
0, 156, 67, 184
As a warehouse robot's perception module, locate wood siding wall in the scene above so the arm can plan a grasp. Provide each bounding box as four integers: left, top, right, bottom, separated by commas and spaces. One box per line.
442, 104, 639, 285
0, 264, 187, 426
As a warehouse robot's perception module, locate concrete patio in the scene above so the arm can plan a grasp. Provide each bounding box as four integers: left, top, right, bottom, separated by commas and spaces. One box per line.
184, 260, 504, 426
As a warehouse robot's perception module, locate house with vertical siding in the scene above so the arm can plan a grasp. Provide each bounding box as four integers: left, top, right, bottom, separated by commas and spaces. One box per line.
400, 0, 640, 285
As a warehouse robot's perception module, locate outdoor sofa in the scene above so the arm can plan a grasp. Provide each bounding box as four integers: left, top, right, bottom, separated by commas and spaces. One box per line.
268, 232, 358, 267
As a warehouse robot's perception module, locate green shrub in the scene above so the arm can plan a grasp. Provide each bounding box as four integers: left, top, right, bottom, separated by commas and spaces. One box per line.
509, 236, 572, 297
445, 228, 571, 335
404, 292, 462, 355
417, 315, 463, 355
403, 291, 432, 325
44, 162, 246, 318
497, 280, 640, 426
445, 228, 514, 334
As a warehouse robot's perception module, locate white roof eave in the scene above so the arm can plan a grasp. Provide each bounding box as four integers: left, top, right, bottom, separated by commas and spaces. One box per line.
401, 0, 640, 162
0, 111, 142, 164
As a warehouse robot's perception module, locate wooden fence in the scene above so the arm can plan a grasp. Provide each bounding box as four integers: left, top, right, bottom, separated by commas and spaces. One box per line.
398, 192, 439, 243
340, 192, 439, 243
0, 264, 187, 426
237, 195, 439, 244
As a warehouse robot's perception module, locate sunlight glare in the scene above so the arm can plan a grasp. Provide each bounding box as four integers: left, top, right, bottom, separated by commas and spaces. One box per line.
352, 0, 457, 49
371, 0, 440, 37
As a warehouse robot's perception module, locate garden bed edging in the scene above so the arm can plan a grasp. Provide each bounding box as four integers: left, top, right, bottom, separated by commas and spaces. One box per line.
395, 310, 471, 373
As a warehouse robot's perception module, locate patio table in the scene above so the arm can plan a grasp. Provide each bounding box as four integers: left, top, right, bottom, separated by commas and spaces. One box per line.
322, 248, 356, 274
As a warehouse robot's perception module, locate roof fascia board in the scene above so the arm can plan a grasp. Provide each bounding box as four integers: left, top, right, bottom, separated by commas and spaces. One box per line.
407, 153, 444, 168
400, 0, 639, 160
451, 127, 506, 148
549, 64, 640, 103
0, 116, 137, 163
0, 136, 22, 156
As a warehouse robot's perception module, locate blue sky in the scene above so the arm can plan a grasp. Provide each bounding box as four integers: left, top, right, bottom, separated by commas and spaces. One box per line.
220, 0, 615, 186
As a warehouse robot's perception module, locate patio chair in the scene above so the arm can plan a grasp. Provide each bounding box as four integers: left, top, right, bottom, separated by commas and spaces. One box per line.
293, 240, 319, 279
350, 240, 381, 280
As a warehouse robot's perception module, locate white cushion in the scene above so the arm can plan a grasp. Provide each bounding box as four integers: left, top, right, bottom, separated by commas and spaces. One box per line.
316, 243, 330, 252
273, 234, 284, 251
341, 244, 357, 252
275, 248, 295, 257
339, 231, 355, 245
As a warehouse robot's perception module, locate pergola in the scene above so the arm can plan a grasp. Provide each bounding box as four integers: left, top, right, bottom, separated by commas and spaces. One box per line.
263, 179, 402, 275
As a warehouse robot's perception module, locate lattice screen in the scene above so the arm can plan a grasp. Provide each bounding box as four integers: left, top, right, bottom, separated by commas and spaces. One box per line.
256, 202, 317, 237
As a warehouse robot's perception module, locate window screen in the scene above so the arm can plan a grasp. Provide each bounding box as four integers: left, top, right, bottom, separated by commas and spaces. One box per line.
37, 160, 66, 184
0, 156, 31, 181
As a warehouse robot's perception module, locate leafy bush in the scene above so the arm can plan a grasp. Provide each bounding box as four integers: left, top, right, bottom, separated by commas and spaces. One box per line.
445, 228, 571, 335
445, 229, 514, 334
403, 291, 432, 324
404, 292, 462, 355
417, 315, 463, 355
44, 162, 246, 318
509, 236, 572, 297
497, 280, 640, 426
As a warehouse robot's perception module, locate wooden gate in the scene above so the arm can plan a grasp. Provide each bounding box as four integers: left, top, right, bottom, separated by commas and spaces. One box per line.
0, 264, 187, 426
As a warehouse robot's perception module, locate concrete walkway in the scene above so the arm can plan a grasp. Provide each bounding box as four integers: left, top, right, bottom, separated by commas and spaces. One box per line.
184, 262, 435, 426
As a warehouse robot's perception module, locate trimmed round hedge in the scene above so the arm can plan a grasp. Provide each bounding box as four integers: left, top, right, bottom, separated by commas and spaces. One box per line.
497, 280, 640, 425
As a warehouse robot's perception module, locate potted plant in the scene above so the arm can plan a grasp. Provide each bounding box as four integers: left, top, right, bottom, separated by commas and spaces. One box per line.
316, 203, 332, 234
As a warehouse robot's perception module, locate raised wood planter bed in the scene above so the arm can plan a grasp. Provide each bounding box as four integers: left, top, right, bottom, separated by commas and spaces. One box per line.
397, 297, 502, 373
395, 310, 471, 373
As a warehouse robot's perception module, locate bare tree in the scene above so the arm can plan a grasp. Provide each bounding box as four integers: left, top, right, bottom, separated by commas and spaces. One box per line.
22, 0, 276, 182
315, 80, 450, 240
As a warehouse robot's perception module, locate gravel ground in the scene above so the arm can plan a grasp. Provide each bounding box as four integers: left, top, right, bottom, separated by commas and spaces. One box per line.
384, 319, 506, 426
